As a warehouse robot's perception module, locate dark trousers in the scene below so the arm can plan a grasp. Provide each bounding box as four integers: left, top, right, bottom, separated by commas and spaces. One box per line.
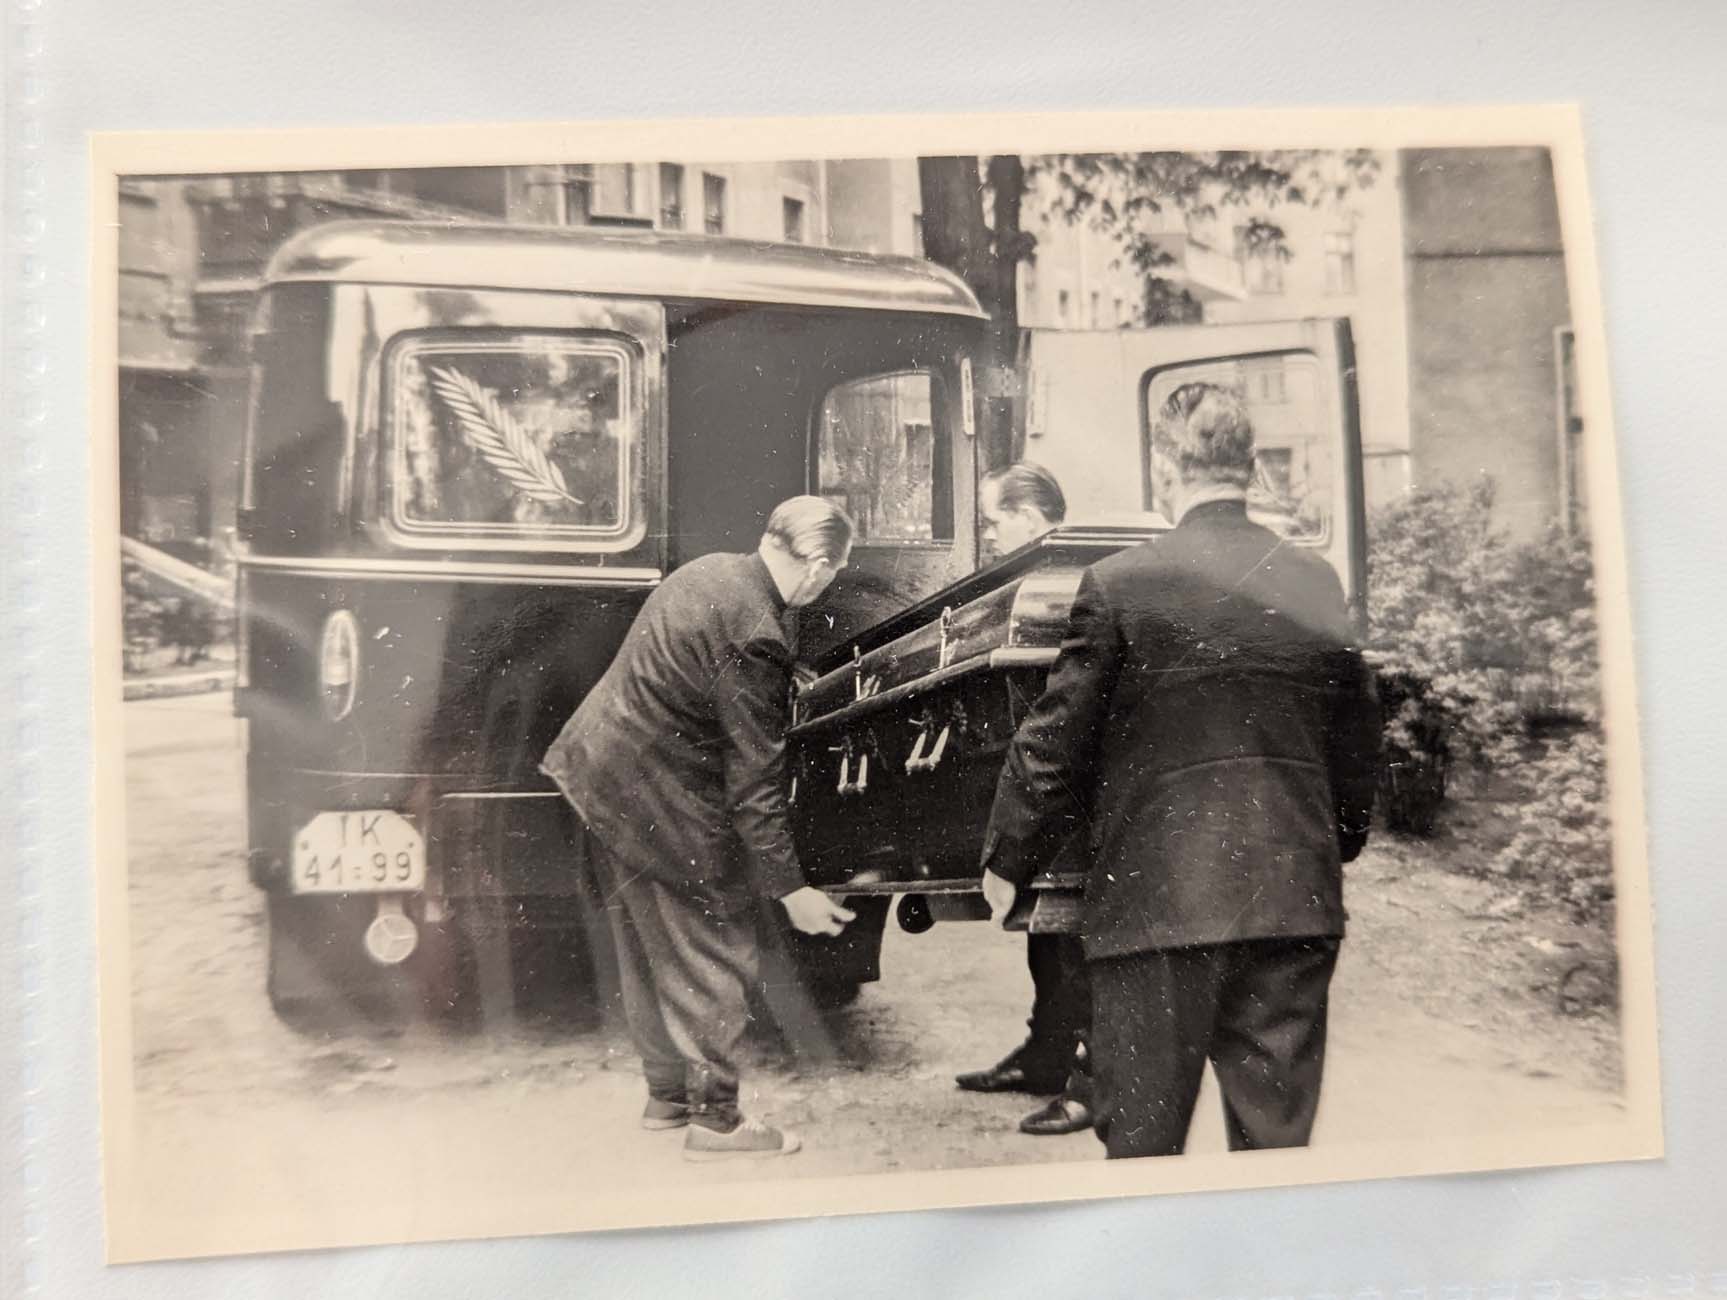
590, 844, 758, 1123
1026, 933, 1092, 1099
1090, 937, 1341, 1159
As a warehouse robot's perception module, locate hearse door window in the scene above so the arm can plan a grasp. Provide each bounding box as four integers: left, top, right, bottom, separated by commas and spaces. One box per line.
816, 370, 950, 543
387, 334, 645, 552
1143, 352, 1333, 545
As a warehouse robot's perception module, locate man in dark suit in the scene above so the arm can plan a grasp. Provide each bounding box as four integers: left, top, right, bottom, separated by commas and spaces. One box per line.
979, 383, 1380, 1158
542, 496, 858, 1162
956, 462, 1097, 1138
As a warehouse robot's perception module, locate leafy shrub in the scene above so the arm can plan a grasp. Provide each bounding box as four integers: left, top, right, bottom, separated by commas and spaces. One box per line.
1366, 481, 1612, 924
1369, 481, 1520, 762
1492, 725, 1614, 924
1370, 663, 1451, 836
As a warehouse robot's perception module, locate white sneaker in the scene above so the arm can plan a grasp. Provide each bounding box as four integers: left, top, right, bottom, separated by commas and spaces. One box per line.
682, 1115, 802, 1162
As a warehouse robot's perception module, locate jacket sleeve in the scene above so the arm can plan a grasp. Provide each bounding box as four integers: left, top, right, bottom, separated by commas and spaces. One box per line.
980, 568, 1122, 887
1330, 645, 1382, 864
714, 630, 807, 901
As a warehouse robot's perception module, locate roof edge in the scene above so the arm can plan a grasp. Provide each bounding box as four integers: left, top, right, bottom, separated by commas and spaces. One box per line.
262, 219, 987, 320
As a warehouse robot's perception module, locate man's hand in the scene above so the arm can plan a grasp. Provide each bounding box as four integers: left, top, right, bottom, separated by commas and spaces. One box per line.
781, 886, 856, 937
981, 869, 1018, 927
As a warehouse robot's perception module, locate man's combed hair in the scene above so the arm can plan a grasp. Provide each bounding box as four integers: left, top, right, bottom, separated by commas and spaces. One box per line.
763, 495, 854, 564
984, 461, 1068, 525
1151, 382, 1257, 488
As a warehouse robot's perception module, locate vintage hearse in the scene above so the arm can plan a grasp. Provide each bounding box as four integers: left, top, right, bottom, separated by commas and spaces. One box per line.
234, 218, 1365, 1032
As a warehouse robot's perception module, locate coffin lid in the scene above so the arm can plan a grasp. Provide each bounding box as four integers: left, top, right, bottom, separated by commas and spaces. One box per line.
808, 522, 1165, 671
795, 521, 1165, 726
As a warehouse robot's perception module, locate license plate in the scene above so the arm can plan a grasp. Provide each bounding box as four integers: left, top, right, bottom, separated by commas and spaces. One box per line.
292, 811, 426, 894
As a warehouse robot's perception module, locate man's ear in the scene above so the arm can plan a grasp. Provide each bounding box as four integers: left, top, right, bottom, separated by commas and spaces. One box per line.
1150, 448, 1174, 486
1148, 451, 1176, 511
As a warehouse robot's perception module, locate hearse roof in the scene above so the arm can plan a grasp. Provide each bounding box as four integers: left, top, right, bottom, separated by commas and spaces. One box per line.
263, 220, 987, 319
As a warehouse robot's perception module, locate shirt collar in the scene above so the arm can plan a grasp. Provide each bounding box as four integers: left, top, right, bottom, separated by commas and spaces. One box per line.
1176, 484, 1249, 524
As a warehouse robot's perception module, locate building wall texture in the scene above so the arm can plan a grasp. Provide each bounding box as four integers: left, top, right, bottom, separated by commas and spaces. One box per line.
1204, 151, 1412, 512
1400, 147, 1572, 539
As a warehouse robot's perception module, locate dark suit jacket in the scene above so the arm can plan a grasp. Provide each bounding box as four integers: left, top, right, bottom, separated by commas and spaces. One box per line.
540, 551, 805, 901
982, 499, 1380, 960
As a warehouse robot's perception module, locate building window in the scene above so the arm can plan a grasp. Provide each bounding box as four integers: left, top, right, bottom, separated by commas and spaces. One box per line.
1057, 289, 1072, 326
659, 163, 685, 230
1115, 295, 1128, 326
702, 173, 727, 235
1324, 231, 1357, 295
561, 164, 594, 225
1235, 225, 1285, 296
590, 164, 642, 218
1245, 358, 1289, 404
782, 195, 807, 244
1089, 292, 1101, 328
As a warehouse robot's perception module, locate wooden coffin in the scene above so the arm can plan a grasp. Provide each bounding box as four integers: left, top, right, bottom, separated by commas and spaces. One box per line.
786, 524, 1162, 928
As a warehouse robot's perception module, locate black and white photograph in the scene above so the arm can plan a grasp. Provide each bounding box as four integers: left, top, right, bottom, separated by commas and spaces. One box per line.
90, 106, 1659, 1261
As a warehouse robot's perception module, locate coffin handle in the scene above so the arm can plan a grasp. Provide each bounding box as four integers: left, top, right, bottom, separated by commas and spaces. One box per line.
924, 724, 951, 769
836, 749, 870, 796
906, 724, 951, 774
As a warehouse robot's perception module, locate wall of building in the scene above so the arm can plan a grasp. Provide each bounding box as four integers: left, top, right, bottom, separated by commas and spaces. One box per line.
824, 158, 922, 256
1400, 147, 1572, 539
1203, 152, 1412, 513
1007, 155, 1416, 516
118, 182, 203, 374
707, 161, 825, 242
1017, 180, 1144, 330
504, 166, 566, 225
117, 169, 528, 556
118, 180, 223, 552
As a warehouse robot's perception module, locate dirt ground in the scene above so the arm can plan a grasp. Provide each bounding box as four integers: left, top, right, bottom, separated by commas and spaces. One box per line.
111, 692, 1629, 1260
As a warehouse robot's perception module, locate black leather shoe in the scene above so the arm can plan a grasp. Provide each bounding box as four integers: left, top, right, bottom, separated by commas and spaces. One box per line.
1018, 1096, 1095, 1136
955, 1058, 1067, 1095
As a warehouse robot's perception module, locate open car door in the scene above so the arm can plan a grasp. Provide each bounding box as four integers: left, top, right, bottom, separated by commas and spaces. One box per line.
1020, 317, 1367, 629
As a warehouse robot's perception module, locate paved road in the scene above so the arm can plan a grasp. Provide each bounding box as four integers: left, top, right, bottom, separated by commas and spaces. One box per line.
109, 692, 1629, 1261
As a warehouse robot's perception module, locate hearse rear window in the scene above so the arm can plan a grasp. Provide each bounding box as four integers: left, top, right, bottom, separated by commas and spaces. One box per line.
388, 334, 641, 550
1142, 352, 1333, 545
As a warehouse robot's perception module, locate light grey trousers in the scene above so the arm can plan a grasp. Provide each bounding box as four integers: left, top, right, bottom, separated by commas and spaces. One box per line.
590, 843, 759, 1122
